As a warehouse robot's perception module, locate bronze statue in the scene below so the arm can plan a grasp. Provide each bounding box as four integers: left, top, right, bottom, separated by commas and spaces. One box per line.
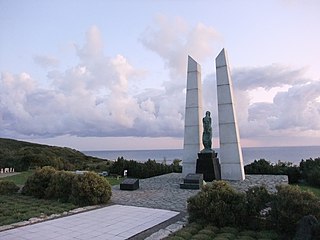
202, 111, 212, 150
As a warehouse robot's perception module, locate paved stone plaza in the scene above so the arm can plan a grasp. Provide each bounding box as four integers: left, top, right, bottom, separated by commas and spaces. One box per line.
111, 173, 199, 212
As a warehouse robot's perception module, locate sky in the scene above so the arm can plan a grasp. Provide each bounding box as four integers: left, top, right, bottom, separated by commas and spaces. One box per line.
0, 0, 320, 150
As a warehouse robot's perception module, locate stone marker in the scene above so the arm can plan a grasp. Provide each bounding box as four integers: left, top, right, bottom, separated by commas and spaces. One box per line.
182, 56, 203, 176
216, 48, 245, 180
120, 178, 139, 191
180, 173, 203, 189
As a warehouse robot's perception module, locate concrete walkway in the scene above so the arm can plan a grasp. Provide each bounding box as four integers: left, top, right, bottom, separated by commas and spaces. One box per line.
0, 205, 179, 240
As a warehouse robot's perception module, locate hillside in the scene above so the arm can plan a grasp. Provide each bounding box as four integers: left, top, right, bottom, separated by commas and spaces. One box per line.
0, 138, 104, 171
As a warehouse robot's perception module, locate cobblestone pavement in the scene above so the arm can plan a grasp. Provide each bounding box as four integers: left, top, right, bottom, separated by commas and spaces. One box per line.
111, 173, 288, 213
111, 173, 199, 212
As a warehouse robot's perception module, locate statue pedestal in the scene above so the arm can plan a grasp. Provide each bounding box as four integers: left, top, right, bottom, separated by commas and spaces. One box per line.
196, 151, 221, 181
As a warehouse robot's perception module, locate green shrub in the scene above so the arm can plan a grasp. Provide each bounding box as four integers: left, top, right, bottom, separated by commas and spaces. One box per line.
203, 225, 219, 233
183, 226, 199, 235
70, 172, 112, 206
244, 159, 301, 184
300, 158, 320, 186
22, 166, 56, 198
45, 171, 75, 202
236, 236, 255, 240
256, 230, 278, 239
191, 233, 211, 240
109, 157, 181, 179
174, 230, 193, 239
244, 159, 274, 174
238, 230, 256, 238
270, 185, 320, 236
246, 186, 271, 225
215, 232, 236, 239
188, 181, 247, 228
188, 222, 204, 230
306, 167, 320, 187
0, 180, 19, 194
219, 227, 238, 235
198, 229, 216, 238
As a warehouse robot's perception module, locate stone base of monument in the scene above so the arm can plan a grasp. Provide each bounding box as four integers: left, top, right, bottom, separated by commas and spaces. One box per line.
180, 173, 203, 189
196, 151, 221, 181
120, 178, 139, 190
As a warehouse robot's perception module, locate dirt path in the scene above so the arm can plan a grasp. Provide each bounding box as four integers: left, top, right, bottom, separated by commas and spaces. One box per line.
0, 172, 20, 178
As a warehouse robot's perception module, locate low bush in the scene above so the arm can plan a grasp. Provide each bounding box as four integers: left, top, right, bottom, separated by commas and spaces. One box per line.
306, 167, 320, 187
22, 167, 112, 206
188, 181, 247, 228
109, 157, 181, 179
0, 180, 19, 194
70, 172, 112, 206
45, 171, 75, 202
246, 186, 271, 221
270, 185, 320, 236
190, 233, 211, 240
244, 159, 301, 184
22, 166, 56, 198
174, 230, 193, 239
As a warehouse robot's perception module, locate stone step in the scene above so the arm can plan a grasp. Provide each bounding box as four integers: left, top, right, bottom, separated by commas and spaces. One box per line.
179, 183, 201, 190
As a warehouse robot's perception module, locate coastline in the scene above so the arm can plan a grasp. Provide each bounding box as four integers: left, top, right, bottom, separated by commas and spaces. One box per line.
83, 145, 320, 165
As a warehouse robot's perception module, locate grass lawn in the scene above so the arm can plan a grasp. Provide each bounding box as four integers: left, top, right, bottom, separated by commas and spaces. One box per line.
0, 194, 77, 226
295, 183, 320, 198
105, 176, 123, 185
0, 171, 122, 227
3, 171, 123, 186
2, 171, 34, 185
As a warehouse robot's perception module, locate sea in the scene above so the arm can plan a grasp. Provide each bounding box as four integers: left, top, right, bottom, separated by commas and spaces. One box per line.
83, 146, 320, 166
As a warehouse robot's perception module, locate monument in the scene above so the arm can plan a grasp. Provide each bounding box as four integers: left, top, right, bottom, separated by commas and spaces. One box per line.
182, 56, 203, 176
182, 49, 244, 181
216, 48, 245, 180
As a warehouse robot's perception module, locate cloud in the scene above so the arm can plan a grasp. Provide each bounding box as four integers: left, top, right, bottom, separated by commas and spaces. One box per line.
140, 15, 220, 80
233, 64, 308, 90
0, 24, 187, 139
1, 21, 320, 148
231, 65, 320, 143
33, 55, 59, 68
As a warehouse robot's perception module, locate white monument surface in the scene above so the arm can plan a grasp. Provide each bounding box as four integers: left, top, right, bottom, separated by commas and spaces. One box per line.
216, 48, 245, 181
182, 56, 203, 176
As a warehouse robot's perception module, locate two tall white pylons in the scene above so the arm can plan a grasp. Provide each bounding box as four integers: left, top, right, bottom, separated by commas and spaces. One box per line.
182, 48, 245, 181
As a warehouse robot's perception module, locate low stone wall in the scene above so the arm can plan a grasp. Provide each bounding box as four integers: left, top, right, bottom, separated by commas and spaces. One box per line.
225, 174, 288, 193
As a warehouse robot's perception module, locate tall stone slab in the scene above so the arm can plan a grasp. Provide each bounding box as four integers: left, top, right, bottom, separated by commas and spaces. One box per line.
216, 49, 245, 180
182, 56, 203, 176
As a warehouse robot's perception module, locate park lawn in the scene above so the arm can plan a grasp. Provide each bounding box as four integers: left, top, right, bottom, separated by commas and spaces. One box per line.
2, 171, 34, 185
0, 194, 77, 226
295, 183, 320, 198
3, 171, 123, 186
0, 172, 121, 226
105, 176, 123, 185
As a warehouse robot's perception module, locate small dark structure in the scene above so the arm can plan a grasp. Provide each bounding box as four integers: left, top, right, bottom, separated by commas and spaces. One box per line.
196, 150, 221, 181
120, 178, 139, 191
180, 173, 203, 189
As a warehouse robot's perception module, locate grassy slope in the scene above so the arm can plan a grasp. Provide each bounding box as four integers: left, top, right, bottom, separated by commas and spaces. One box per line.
0, 137, 104, 169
